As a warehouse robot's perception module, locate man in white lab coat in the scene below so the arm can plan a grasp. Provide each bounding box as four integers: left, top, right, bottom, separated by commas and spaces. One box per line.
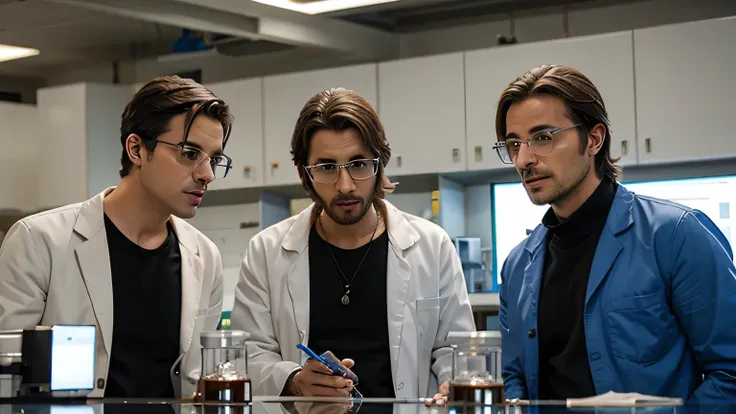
0, 76, 233, 399
231, 88, 475, 401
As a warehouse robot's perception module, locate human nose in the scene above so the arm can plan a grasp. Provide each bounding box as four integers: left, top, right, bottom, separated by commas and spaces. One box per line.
335, 166, 356, 194
192, 158, 215, 184
514, 141, 537, 171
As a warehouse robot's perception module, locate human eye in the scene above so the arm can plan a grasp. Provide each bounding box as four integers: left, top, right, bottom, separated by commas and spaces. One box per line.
181, 147, 203, 161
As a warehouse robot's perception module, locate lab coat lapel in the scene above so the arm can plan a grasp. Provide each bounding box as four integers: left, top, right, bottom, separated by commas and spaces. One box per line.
282, 204, 316, 346
73, 189, 115, 359
585, 186, 634, 304
174, 218, 204, 354
383, 200, 419, 391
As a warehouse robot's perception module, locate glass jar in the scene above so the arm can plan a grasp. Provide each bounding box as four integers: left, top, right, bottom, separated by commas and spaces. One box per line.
447, 331, 504, 407
198, 330, 250, 404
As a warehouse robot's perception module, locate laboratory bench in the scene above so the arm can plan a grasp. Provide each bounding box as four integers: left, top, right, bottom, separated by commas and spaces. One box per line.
0, 397, 732, 414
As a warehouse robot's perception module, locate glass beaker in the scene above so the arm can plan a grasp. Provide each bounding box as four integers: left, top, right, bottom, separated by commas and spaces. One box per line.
198, 330, 251, 404
447, 331, 504, 407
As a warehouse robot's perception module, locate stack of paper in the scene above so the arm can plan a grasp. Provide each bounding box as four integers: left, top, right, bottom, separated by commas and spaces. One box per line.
566, 391, 684, 407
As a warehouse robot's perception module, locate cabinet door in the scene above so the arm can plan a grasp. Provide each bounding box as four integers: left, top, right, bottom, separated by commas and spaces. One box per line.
635, 17, 736, 164
465, 31, 637, 171
263, 64, 378, 186
379, 52, 467, 176
206, 79, 264, 189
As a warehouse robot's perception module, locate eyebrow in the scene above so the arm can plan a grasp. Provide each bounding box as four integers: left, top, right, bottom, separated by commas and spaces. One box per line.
505, 124, 558, 140
314, 154, 372, 164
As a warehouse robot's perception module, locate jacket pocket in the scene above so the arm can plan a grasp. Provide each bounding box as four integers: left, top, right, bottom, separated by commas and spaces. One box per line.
414, 297, 441, 352
606, 291, 678, 365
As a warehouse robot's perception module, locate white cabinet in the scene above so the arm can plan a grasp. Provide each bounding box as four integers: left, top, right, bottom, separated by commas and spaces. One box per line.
37, 83, 132, 208
379, 52, 467, 176
0, 102, 39, 210
206, 79, 264, 189
634, 17, 736, 164
465, 31, 637, 171
263, 64, 378, 186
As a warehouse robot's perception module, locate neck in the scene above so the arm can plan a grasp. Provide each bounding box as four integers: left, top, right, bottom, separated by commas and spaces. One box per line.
551, 171, 604, 219
103, 177, 171, 248
318, 204, 382, 250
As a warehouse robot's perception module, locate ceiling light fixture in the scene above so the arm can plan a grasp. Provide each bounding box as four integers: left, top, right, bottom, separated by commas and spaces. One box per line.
0, 44, 40, 63
252, 0, 399, 15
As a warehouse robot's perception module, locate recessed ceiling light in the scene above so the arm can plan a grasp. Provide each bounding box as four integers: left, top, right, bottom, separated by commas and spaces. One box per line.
252, 0, 400, 15
0, 44, 40, 63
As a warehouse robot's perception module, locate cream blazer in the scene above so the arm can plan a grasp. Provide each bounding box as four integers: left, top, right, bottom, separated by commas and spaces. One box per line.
0, 188, 223, 398
230, 200, 476, 398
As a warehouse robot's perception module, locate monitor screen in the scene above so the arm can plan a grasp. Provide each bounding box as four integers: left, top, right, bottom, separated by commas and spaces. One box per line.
491, 174, 736, 287
50, 325, 96, 391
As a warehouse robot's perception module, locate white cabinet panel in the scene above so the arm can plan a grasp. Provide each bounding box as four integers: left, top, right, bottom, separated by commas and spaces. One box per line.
634, 17, 736, 164
206, 79, 264, 189
465, 31, 637, 171
379, 52, 467, 176
0, 103, 39, 210
263, 64, 378, 186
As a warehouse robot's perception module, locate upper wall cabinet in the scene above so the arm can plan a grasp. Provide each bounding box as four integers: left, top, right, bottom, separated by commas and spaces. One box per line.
465, 31, 637, 171
379, 52, 467, 176
0, 102, 39, 211
263, 64, 378, 186
206, 79, 264, 190
634, 17, 736, 164
37, 83, 132, 209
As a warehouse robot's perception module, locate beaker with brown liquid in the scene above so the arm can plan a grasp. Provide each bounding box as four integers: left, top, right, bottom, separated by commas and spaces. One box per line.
197, 330, 251, 414
447, 331, 504, 408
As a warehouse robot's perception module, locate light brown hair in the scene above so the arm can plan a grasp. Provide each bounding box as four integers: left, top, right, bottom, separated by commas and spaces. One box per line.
119, 75, 233, 178
290, 87, 393, 199
495, 65, 620, 181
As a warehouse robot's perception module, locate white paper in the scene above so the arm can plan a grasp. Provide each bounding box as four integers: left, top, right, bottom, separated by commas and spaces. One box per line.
566, 391, 684, 407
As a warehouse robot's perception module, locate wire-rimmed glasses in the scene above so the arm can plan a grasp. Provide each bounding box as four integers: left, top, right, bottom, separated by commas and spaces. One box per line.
155, 140, 233, 179
304, 158, 380, 184
492, 124, 582, 164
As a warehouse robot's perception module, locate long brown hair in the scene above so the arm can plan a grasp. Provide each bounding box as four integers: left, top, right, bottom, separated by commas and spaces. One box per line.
290, 88, 393, 200
495, 65, 620, 181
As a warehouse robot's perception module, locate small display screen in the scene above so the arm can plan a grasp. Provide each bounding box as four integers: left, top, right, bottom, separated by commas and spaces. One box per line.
50, 325, 96, 391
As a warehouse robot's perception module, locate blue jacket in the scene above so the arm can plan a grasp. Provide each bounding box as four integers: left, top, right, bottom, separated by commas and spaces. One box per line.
499, 184, 736, 404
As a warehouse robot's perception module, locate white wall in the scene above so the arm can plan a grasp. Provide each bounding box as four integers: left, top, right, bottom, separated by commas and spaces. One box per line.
0, 102, 39, 210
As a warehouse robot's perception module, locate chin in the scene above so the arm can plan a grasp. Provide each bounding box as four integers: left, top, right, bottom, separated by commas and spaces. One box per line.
173, 205, 198, 219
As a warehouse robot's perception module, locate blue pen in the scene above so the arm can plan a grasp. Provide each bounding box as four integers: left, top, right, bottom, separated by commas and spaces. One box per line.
296, 343, 328, 366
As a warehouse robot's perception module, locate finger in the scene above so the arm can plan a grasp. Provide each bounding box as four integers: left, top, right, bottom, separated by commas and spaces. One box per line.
340, 358, 355, 369
304, 359, 333, 375
306, 384, 352, 398
308, 373, 353, 389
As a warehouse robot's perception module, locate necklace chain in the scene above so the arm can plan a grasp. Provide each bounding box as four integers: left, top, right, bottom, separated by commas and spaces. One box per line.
318, 213, 380, 305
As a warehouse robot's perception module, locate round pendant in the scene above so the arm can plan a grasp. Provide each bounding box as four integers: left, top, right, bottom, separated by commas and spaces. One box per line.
341, 294, 350, 305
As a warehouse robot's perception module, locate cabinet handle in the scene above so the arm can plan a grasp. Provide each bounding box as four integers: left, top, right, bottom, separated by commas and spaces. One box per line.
452, 148, 460, 163
645, 138, 652, 153
271, 162, 279, 169
474, 146, 482, 162
243, 165, 251, 179
621, 140, 628, 156
396, 155, 402, 168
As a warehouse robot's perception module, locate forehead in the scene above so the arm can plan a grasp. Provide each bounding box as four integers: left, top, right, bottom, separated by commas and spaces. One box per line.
505, 94, 569, 133
308, 128, 371, 161
167, 113, 224, 151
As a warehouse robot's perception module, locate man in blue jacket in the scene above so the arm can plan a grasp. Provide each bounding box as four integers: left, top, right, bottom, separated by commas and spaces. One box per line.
492, 64, 736, 404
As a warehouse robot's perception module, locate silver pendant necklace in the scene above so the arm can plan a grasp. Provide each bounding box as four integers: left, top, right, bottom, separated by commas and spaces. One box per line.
319, 214, 380, 306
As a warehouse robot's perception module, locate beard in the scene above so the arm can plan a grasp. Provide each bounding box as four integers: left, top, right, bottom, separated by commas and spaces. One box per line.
522, 161, 590, 206
317, 191, 375, 226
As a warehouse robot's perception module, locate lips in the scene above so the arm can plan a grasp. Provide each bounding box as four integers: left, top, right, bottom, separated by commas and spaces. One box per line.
185, 190, 205, 206
524, 176, 548, 184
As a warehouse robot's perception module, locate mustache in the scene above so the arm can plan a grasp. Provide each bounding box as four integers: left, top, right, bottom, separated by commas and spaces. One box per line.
520, 168, 550, 180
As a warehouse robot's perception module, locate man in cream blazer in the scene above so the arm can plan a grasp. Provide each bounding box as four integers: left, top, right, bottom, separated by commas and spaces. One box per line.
231, 88, 476, 400
0, 76, 233, 398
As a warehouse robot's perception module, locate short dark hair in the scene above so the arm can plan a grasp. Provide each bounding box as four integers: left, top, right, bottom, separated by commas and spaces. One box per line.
496, 65, 620, 181
119, 75, 233, 178
290, 87, 392, 198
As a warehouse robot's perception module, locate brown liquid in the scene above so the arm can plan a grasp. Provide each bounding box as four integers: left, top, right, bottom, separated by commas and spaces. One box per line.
197, 378, 251, 414
449, 382, 504, 406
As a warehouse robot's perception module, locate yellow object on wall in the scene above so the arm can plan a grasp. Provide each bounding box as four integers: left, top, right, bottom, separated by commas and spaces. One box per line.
431, 190, 440, 219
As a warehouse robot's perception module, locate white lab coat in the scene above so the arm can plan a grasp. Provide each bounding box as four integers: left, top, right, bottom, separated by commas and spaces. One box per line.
230, 200, 476, 398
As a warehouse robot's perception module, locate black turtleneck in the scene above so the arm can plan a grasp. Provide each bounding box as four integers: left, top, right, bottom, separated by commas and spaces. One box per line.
537, 177, 617, 400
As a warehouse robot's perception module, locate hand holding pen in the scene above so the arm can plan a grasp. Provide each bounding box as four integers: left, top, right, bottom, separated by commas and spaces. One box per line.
288, 344, 357, 397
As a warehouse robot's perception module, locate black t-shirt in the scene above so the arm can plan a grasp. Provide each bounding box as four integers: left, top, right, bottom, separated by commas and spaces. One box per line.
307, 223, 395, 398
103, 214, 183, 399
537, 177, 617, 399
